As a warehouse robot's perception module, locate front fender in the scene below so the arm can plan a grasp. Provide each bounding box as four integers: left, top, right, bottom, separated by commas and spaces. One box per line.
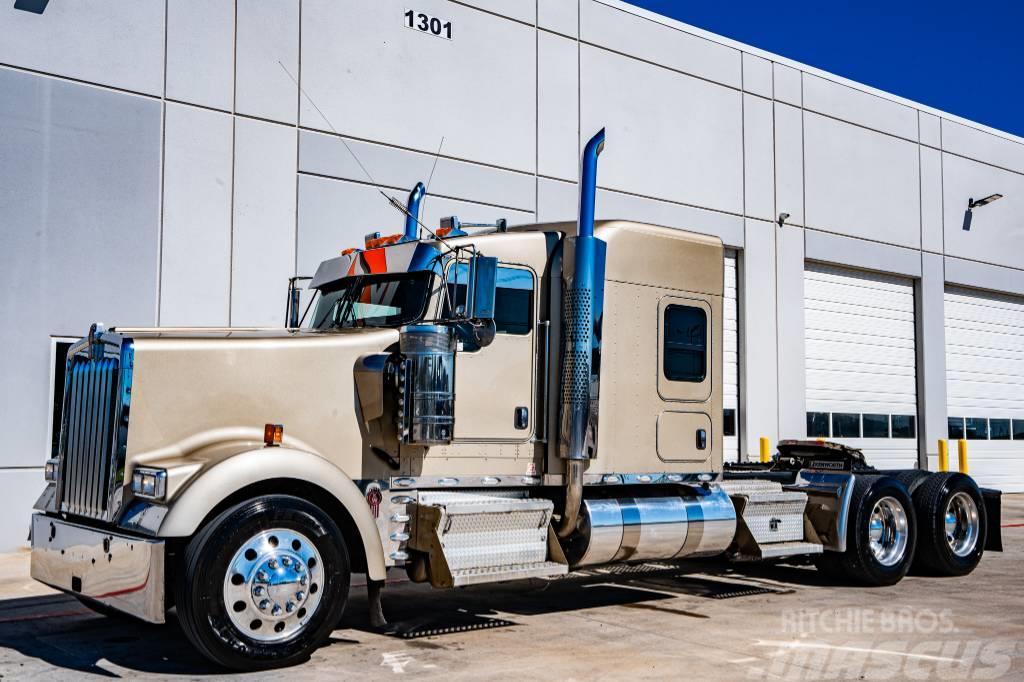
156, 447, 386, 581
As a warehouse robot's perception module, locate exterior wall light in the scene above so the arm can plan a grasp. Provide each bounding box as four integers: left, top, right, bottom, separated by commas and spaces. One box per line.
963, 193, 1003, 231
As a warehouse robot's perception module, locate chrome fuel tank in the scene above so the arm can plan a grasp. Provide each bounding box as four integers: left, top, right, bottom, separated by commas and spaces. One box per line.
562, 487, 736, 567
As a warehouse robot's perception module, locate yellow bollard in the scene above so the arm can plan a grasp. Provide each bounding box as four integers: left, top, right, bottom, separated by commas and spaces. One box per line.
957, 439, 969, 474
759, 437, 771, 464
937, 439, 949, 472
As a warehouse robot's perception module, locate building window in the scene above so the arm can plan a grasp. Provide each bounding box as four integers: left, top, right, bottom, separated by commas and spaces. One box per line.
964, 417, 988, 440
1014, 420, 1024, 441
862, 413, 890, 438
989, 418, 1011, 440
831, 413, 861, 438
891, 415, 916, 439
723, 408, 736, 437
948, 417, 965, 440
806, 412, 830, 438
663, 305, 707, 382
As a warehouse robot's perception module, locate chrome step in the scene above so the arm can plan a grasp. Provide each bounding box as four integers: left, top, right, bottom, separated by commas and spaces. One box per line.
451, 560, 568, 587
733, 540, 824, 561
407, 492, 567, 588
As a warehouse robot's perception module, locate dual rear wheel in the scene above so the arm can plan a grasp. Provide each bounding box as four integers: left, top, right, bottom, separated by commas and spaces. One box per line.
817, 472, 986, 585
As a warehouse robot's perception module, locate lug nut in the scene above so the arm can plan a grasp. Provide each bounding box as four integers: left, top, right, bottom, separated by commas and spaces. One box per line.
272, 605, 283, 616
286, 601, 295, 612
295, 563, 305, 573
256, 570, 268, 582
259, 599, 270, 611
299, 575, 307, 586
253, 586, 265, 596
295, 591, 305, 602
281, 556, 291, 567
268, 558, 278, 569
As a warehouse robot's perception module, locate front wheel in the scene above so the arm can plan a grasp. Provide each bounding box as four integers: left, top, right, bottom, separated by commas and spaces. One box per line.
174, 495, 350, 671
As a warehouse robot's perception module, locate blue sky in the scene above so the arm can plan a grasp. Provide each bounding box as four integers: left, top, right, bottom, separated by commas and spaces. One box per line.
627, 1, 1024, 138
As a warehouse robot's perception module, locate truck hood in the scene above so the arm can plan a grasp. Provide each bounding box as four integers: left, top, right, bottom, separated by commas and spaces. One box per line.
123, 326, 399, 477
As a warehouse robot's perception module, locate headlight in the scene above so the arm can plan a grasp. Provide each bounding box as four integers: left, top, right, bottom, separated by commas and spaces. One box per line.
44, 457, 60, 482
131, 467, 167, 500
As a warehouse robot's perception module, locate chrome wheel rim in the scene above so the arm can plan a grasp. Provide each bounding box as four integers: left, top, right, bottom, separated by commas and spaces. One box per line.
867, 496, 909, 567
223, 528, 324, 643
945, 492, 980, 557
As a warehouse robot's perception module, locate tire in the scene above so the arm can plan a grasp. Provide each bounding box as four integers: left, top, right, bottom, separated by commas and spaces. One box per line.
911, 473, 986, 576
827, 475, 917, 587
891, 469, 930, 495
174, 495, 350, 671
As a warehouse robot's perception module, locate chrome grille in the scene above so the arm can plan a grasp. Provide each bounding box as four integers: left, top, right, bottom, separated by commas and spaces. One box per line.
56, 334, 133, 520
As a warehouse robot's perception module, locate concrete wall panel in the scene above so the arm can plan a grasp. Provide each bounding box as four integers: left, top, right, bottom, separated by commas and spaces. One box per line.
740, 220, 779, 455
0, 68, 161, 468
743, 93, 774, 221
942, 153, 1024, 269
0, 1, 164, 95
236, 0, 300, 124
773, 102, 803, 226
165, 0, 235, 111
803, 73, 917, 140
580, 44, 743, 214
458, 0, 535, 24
804, 112, 920, 248
920, 112, 941, 148
231, 119, 297, 326
917, 252, 947, 466
805, 230, 922, 279
160, 104, 234, 326
773, 63, 801, 106
920, 146, 944, 254
581, 0, 741, 88
942, 119, 1024, 174
538, 0, 577, 37
742, 53, 772, 99
538, 31, 579, 182
776, 224, 806, 439
300, 0, 535, 173
945, 257, 1024, 298
299, 130, 535, 213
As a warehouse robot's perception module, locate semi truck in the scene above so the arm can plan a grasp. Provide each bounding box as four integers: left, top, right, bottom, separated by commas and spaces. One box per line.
30, 130, 1002, 670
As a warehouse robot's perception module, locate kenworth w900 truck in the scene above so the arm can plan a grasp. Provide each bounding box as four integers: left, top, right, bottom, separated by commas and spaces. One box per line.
30, 130, 1002, 670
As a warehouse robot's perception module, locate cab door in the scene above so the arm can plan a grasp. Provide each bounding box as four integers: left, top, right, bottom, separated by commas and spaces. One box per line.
447, 263, 537, 442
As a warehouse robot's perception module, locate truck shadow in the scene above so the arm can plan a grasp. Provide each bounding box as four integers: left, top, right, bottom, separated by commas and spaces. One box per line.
0, 560, 823, 675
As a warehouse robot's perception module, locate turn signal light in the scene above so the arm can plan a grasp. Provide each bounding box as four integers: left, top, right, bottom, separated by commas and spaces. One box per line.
44, 457, 60, 482
131, 467, 167, 500
264, 423, 283, 447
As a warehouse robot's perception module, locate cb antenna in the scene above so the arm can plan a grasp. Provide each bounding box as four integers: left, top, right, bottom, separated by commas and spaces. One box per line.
277, 61, 453, 250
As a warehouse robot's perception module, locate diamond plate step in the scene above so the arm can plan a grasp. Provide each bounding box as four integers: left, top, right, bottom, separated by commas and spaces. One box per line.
719, 480, 784, 495
408, 492, 567, 588
451, 560, 568, 587
733, 540, 824, 561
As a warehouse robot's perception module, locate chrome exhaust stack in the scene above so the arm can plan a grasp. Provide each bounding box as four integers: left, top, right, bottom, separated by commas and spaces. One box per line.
556, 128, 606, 538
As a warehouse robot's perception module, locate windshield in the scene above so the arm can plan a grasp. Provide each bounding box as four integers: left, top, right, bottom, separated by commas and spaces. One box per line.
310, 272, 432, 330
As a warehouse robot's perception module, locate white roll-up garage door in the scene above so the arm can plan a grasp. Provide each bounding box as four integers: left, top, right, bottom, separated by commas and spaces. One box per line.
724, 250, 739, 462
804, 263, 918, 469
945, 287, 1024, 492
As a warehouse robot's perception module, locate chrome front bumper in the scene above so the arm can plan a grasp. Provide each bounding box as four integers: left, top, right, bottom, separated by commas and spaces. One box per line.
30, 514, 165, 623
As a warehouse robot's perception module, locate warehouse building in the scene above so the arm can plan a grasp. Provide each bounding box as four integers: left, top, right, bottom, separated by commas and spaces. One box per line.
2, 0, 1023, 550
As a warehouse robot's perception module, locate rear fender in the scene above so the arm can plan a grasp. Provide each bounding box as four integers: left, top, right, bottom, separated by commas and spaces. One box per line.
156, 447, 386, 581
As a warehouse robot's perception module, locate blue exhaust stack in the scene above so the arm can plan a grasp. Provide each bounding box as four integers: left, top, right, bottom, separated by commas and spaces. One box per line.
403, 181, 426, 241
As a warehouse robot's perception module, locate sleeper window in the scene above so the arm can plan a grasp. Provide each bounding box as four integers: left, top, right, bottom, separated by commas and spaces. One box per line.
663, 305, 707, 383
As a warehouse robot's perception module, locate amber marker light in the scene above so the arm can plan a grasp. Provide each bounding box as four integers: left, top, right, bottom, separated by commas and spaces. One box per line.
264, 423, 283, 447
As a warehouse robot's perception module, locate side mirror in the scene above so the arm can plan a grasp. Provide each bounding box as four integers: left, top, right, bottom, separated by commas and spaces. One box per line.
465, 255, 497, 321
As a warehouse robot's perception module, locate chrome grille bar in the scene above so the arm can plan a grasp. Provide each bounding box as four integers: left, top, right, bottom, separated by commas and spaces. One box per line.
55, 332, 133, 521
